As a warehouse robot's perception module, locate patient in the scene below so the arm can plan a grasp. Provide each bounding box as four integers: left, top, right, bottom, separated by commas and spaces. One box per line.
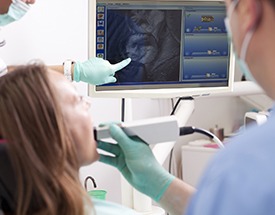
0, 64, 138, 215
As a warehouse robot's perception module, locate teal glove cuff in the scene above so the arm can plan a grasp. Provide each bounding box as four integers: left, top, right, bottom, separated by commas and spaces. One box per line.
154, 172, 175, 202
73, 61, 81, 82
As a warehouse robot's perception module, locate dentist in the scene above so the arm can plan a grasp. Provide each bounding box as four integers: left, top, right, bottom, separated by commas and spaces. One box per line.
98, 0, 275, 214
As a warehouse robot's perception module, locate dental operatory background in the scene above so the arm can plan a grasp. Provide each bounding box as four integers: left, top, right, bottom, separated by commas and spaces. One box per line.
0, 0, 273, 205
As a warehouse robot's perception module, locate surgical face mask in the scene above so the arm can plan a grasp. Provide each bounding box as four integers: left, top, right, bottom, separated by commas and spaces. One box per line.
224, 0, 256, 82
0, 0, 30, 26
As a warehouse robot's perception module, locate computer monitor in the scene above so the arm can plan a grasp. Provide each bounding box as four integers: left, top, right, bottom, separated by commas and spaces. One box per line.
89, 0, 235, 98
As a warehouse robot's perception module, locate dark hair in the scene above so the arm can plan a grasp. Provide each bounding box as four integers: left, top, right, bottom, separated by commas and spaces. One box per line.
0, 64, 90, 215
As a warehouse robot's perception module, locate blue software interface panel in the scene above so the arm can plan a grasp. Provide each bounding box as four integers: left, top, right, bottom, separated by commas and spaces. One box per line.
95, 2, 229, 90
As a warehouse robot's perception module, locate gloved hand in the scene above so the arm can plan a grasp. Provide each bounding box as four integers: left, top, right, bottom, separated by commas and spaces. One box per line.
74, 57, 131, 85
97, 123, 175, 202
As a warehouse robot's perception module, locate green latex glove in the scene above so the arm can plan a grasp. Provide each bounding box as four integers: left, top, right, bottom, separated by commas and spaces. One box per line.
97, 123, 175, 202
74, 57, 131, 85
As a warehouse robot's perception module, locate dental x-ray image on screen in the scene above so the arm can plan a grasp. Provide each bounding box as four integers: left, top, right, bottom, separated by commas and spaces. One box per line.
91, 1, 235, 98
106, 9, 181, 83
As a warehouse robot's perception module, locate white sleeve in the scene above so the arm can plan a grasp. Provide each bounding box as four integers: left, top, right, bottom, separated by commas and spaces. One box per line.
88, 198, 140, 215
0, 58, 7, 77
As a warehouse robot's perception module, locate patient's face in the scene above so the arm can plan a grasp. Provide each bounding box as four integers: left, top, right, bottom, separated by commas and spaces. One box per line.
48, 70, 99, 166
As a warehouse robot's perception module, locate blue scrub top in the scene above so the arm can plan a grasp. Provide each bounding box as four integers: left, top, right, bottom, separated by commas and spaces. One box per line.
185, 107, 275, 215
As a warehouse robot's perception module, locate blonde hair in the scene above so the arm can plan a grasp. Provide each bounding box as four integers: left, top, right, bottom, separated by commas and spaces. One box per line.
0, 64, 91, 215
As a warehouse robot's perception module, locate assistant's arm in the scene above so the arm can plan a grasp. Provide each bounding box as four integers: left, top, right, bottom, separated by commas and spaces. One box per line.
8, 65, 67, 75
8, 65, 70, 74
97, 124, 195, 215
7, 57, 131, 85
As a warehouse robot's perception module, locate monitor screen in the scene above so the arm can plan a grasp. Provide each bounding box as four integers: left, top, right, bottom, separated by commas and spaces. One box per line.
89, 0, 235, 98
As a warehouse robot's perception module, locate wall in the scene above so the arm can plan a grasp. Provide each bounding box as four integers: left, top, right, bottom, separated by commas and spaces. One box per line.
0, 0, 268, 205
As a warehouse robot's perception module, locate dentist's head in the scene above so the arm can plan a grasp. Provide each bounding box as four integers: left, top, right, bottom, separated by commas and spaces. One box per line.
0, 0, 35, 26
225, 0, 275, 99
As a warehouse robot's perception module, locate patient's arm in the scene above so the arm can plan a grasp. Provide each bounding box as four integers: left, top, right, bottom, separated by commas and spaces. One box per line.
159, 177, 196, 215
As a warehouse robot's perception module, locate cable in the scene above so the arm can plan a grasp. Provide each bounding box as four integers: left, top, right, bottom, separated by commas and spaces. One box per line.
170, 96, 194, 115
168, 147, 174, 174
121, 98, 125, 122
179, 126, 225, 149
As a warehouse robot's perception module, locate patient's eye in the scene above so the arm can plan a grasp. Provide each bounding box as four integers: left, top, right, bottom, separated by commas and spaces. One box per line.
77, 96, 92, 109
78, 96, 84, 102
